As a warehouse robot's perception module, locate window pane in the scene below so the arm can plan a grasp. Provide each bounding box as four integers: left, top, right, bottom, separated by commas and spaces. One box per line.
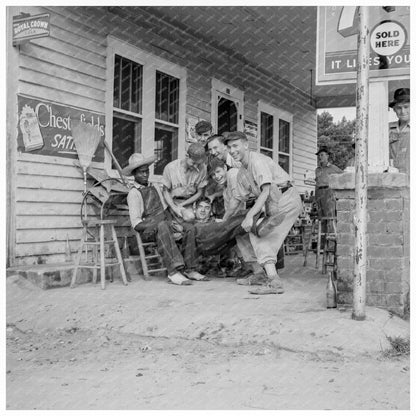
279, 119, 290, 153
112, 114, 142, 170
218, 97, 238, 134
279, 154, 290, 174
113, 55, 121, 109
260, 148, 273, 159
114, 55, 142, 114
155, 71, 179, 124
261, 112, 274, 149
154, 122, 178, 175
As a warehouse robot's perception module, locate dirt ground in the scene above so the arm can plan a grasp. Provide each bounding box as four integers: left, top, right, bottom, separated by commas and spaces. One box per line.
5, 256, 411, 411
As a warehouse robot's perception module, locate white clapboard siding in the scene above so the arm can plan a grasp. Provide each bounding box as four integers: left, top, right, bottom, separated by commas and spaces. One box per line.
10, 6, 318, 265
20, 55, 105, 92
20, 45, 106, 82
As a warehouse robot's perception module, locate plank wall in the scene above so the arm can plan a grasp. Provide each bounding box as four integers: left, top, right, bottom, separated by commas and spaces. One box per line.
9, 6, 316, 265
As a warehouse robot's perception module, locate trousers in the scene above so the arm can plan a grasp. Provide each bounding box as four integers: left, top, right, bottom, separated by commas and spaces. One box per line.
237, 187, 302, 265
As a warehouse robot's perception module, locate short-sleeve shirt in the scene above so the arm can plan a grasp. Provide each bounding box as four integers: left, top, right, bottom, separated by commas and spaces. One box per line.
236, 151, 291, 199
389, 121, 410, 175
315, 163, 343, 187
162, 159, 208, 198
223, 168, 245, 213
225, 152, 242, 169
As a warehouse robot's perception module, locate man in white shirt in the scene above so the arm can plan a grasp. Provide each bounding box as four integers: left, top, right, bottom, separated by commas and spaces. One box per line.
223, 131, 303, 295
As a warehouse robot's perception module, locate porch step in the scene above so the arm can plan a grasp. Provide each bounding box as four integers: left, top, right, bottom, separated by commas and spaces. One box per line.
6, 256, 164, 290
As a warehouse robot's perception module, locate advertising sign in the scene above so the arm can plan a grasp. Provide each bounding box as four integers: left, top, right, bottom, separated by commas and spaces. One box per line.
316, 6, 410, 85
17, 95, 105, 162
13, 13, 50, 45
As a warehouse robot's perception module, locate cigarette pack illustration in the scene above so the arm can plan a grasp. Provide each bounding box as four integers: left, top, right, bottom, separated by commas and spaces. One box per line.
19, 104, 44, 151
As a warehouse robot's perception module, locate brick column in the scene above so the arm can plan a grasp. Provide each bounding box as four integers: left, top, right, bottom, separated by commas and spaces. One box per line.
329, 172, 410, 316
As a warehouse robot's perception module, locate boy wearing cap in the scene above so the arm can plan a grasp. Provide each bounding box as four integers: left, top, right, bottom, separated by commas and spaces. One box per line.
194, 120, 213, 145
123, 153, 207, 285
204, 135, 242, 216
389, 88, 410, 175
223, 131, 303, 295
207, 134, 241, 169
314, 146, 342, 222
162, 142, 208, 223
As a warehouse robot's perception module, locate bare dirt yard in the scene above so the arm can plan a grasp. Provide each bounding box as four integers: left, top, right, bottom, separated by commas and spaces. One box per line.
5, 256, 410, 410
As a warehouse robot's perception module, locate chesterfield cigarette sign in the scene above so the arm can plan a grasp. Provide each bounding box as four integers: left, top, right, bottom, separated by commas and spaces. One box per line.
316, 6, 410, 85
13, 13, 50, 44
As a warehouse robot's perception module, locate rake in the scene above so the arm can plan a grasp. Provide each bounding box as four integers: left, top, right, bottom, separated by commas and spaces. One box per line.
71, 120, 102, 193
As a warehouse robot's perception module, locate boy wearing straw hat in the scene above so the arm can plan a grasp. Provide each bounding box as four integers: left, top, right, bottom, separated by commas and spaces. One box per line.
123, 153, 207, 285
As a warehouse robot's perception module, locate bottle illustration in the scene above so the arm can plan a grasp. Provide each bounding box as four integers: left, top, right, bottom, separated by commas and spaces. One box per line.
19, 104, 44, 151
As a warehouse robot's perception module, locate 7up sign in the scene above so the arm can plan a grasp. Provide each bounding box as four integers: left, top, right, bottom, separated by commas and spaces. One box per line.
316, 6, 410, 85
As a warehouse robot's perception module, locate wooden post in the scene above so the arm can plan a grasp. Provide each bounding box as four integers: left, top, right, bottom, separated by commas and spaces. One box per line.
352, 6, 369, 321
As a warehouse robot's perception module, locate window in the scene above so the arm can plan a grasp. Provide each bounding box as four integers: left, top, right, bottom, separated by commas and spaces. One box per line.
258, 102, 293, 174
260, 111, 274, 159
112, 55, 143, 169
107, 37, 186, 177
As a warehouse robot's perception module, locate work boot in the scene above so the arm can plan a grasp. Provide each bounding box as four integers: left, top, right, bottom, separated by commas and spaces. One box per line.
236, 271, 268, 286
226, 261, 253, 277
248, 276, 285, 295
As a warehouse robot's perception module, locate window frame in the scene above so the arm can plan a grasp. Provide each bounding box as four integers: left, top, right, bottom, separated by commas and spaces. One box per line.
105, 36, 187, 180
257, 100, 293, 174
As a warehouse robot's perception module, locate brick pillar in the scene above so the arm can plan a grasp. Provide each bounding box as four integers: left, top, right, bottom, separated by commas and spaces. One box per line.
329, 172, 409, 317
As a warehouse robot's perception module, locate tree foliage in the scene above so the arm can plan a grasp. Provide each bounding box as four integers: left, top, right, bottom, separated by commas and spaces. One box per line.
317, 111, 356, 170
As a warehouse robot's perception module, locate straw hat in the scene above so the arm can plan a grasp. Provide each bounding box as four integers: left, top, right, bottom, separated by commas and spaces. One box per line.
122, 153, 157, 176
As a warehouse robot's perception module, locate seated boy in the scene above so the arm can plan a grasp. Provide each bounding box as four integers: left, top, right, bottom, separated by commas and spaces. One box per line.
162, 142, 208, 223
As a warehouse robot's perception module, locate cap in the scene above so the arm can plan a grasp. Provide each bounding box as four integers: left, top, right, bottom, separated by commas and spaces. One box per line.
195, 120, 212, 135
389, 88, 410, 108
315, 146, 330, 155
223, 131, 248, 145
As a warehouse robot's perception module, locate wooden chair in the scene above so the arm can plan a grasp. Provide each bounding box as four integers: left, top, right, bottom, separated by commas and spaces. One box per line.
135, 232, 167, 280
71, 219, 128, 289
303, 216, 336, 272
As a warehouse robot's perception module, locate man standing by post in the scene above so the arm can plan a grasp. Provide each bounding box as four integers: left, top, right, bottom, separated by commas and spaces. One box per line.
223, 131, 303, 295
314, 146, 343, 233
389, 88, 410, 176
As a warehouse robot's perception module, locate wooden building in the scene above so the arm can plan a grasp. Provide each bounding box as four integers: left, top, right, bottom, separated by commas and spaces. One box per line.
6, 6, 408, 268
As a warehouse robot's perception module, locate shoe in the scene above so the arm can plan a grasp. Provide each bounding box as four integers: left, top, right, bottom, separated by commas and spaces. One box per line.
236, 272, 268, 286
167, 272, 193, 285
184, 270, 210, 281
248, 277, 285, 294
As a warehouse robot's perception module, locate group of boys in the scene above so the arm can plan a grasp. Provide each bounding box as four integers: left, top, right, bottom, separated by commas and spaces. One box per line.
123, 120, 302, 295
